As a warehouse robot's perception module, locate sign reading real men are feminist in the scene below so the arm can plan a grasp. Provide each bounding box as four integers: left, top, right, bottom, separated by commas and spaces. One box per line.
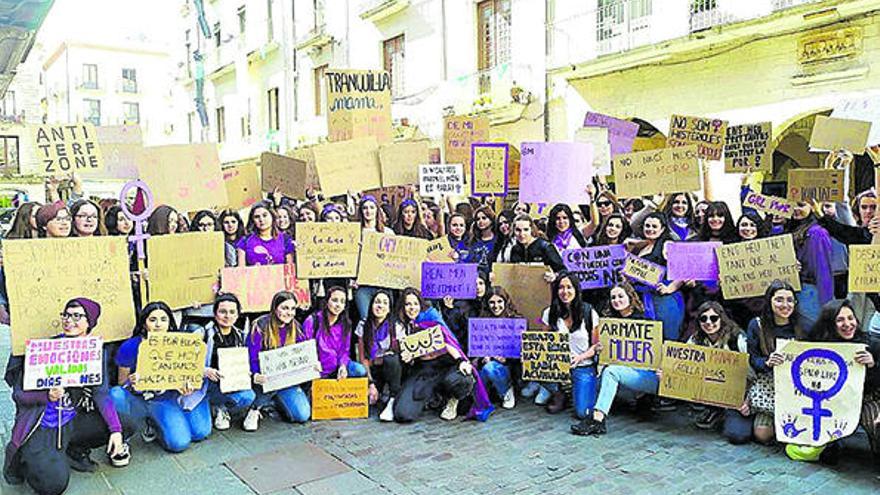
597, 318, 663, 370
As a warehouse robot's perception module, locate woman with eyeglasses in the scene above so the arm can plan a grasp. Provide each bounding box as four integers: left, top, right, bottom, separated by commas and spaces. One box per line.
236, 202, 294, 267
69, 199, 107, 237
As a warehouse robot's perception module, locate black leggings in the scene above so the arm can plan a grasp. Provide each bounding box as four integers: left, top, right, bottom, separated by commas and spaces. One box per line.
371, 354, 403, 398
393, 358, 474, 423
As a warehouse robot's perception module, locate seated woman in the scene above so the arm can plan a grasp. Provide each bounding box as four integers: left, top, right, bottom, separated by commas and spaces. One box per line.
356, 290, 405, 421
4, 298, 133, 495
302, 286, 367, 379
111, 302, 212, 453
476, 286, 522, 410
440, 270, 490, 355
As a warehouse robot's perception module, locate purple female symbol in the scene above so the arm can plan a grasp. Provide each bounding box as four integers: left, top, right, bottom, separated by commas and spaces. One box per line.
118, 180, 155, 259
790, 349, 848, 442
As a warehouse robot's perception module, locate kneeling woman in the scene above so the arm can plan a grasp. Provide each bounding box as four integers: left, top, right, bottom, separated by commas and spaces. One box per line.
393, 288, 493, 423
4, 298, 133, 495
477, 287, 522, 410
356, 290, 406, 421
303, 286, 367, 379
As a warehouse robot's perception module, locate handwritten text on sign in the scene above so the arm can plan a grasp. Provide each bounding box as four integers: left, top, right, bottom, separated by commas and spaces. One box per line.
724, 122, 772, 172
445, 116, 489, 170
598, 318, 663, 370
562, 244, 627, 290
716, 235, 801, 299
744, 191, 797, 219
787, 169, 844, 203
295, 222, 361, 279
135, 333, 206, 392
421, 262, 478, 299
32, 124, 104, 175
325, 69, 392, 143
24, 337, 103, 390
658, 342, 749, 408
666, 242, 721, 281
612, 146, 701, 198
221, 264, 310, 313
623, 255, 666, 288
468, 318, 527, 358
848, 245, 880, 293
668, 115, 728, 161
574, 127, 612, 176
259, 340, 320, 393
419, 164, 464, 196
519, 142, 593, 205
521, 332, 571, 383
357, 232, 428, 290
312, 378, 369, 420
400, 326, 446, 362
470, 143, 508, 196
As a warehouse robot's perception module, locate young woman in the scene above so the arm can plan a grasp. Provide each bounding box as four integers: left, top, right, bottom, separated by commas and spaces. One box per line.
353, 196, 390, 320
245, 291, 310, 429
441, 270, 490, 354
393, 198, 433, 239
302, 286, 367, 379
593, 213, 631, 246
275, 204, 297, 240
475, 287, 521, 410
35, 202, 72, 238
6, 202, 42, 239
298, 203, 319, 223
104, 205, 134, 237
320, 203, 344, 222
491, 210, 517, 264
422, 201, 443, 238
446, 213, 471, 261
111, 302, 212, 453
736, 211, 769, 242
623, 198, 644, 223
146, 205, 180, 236
236, 202, 294, 266
218, 210, 245, 267
546, 204, 588, 253
509, 215, 565, 276
192, 210, 218, 232
69, 199, 106, 237
355, 290, 405, 421
698, 201, 738, 243
817, 190, 879, 246
693, 200, 710, 231
4, 299, 132, 495
466, 206, 497, 271
787, 202, 834, 331
662, 193, 697, 241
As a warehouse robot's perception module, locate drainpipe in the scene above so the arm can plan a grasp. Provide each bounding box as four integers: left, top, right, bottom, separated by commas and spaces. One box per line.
544, 0, 550, 141
440, 0, 448, 80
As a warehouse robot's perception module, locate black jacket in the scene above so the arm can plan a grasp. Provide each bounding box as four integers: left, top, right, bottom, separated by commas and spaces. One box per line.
510, 239, 565, 273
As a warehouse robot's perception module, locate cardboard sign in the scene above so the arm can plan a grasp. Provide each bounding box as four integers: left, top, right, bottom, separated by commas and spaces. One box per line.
419, 164, 464, 196
425, 237, 455, 263
259, 340, 321, 392
140, 144, 227, 213
313, 137, 382, 197
809, 115, 871, 153
379, 141, 428, 187
357, 232, 429, 289
562, 244, 627, 290
470, 142, 508, 196
787, 169, 844, 203
260, 152, 308, 200
583, 112, 639, 157
221, 264, 311, 313
135, 333, 206, 392
848, 245, 880, 292
217, 347, 251, 393
521, 331, 571, 383
468, 318, 527, 358
668, 115, 728, 161
666, 242, 721, 281
658, 342, 749, 408
30, 123, 104, 175
716, 235, 801, 299
574, 127, 612, 176
223, 161, 262, 210
519, 142, 593, 205
23, 337, 103, 390
4, 237, 135, 355
743, 191, 797, 219
312, 378, 369, 420
290, 146, 322, 191
421, 262, 478, 299
724, 122, 772, 172
147, 232, 225, 310
325, 69, 392, 143
623, 255, 666, 287
597, 318, 663, 370
86, 125, 141, 179
295, 222, 361, 279
400, 326, 446, 362
491, 263, 551, 329
612, 146, 701, 198
445, 116, 489, 168
774, 341, 865, 446
831, 97, 880, 147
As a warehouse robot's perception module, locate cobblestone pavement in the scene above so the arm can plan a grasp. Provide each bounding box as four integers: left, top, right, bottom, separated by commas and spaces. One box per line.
2, 327, 879, 495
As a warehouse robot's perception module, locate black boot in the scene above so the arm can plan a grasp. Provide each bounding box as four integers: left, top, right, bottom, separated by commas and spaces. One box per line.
570, 417, 596, 436
66, 447, 98, 473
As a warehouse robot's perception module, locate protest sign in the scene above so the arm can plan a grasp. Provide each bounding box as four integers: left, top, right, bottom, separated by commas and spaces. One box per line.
260, 152, 308, 200
135, 333, 206, 392
658, 342, 749, 408
445, 115, 489, 168
521, 332, 571, 383
29, 123, 104, 175
774, 341, 865, 446
419, 164, 464, 196
470, 142, 508, 196
848, 245, 880, 292
82, 125, 141, 179
23, 337, 103, 390
724, 122, 772, 172
312, 378, 369, 420
147, 231, 225, 310
295, 222, 361, 279
666, 242, 721, 281
597, 318, 663, 370
378, 141, 428, 187
668, 114, 728, 161
325, 69, 392, 143
491, 263, 551, 329
4, 237, 135, 355
223, 161, 262, 210
716, 235, 801, 299
612, 146, 701, 198
519, 142, 593, 205
574, 127, 612, 176
313, 137, 382, 197
400, 325, 447, 362
140, 144, 227, 213
831, 97, 880, 147
425, 237, 455, 263
561, 244, 627, 290
809, 115, 871, 153
623, 255, 666, 287
787, 169, 844, 203
217, 347, 252, 393
743, 191, 797, 219
468, 318, 527, 358
421, 262, 478, 299
583, 112, 639, 157
290, 146, 322, 191
221, 264, 310, 312
259, 340, 321, 392
358, 232, 429, 289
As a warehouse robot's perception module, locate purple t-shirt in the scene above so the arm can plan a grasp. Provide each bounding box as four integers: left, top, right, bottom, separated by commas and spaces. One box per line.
235, 233, 294, 266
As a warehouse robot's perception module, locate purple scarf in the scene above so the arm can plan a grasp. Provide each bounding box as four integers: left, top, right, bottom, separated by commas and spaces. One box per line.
553, 229, 574, 251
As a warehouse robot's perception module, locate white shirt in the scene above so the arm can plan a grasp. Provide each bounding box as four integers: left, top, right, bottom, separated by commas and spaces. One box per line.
541, 307, 599, 367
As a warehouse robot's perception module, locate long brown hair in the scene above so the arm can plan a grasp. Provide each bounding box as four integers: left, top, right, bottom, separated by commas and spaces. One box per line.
262, 291, 301, 350
603, 280, 645, 317
692, 301, 742, 350
7, 202, 41, 239
480, 286, 520, 318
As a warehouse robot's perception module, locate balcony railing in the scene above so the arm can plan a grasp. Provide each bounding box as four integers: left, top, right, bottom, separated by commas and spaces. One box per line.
448, 63, 537, 113
296, 23, 333, 50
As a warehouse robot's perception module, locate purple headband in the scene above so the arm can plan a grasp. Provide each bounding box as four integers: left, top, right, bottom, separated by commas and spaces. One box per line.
360, 195, 378, 206
401, 198, 418, 209
321, 203, 342, 219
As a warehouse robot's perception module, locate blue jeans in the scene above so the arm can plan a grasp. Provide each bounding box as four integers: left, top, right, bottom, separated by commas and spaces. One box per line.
796, 283, 821, 333
110, 386, 212, 453
529, 367, 597, 418
594, 365, 659, 415
344, 361, 368, 378
643, 291, 685, 342
480, 360, 512, 396
354, 286, 379, 321
253, 385, 311, 423
206, 381, 256, 416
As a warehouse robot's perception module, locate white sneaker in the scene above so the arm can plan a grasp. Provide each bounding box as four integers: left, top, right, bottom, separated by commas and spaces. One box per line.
243, 409, 261, 432
379, 398, 395, 422
141, 422, 156, 443
502, 388, 516, 409
214, 408, 231, 431
440, 398, 459, 421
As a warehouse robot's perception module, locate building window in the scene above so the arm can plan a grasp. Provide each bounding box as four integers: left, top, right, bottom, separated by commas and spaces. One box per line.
213, 22, 221, 47
314, 64, 327, 116
266, 0, 274, 40
188, 112, 195, 143
241, 99, 252, 138
0, 136, 19, 173
237, 5, 246, 34
383, 35, 405, 98
477, 0, 511, 93
216, 106, 226, 142
82, 64, 98, 89
123, 102, 140, 124
268, 87, 280, 131
122, 68, 137, 93
185, 29, 192, 77
0, 90, 16, 117
83, 99, 101, 126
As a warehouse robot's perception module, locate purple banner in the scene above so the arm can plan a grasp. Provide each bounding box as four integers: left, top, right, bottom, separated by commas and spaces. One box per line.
666, 242, 721, 281
468, 318, 527, 358
562, 244, 628, 290
421, 262, 478, 299
584, 112, 639, 157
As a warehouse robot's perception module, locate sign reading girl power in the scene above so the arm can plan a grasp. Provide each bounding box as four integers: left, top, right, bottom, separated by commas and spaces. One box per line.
24, 337, 103, 390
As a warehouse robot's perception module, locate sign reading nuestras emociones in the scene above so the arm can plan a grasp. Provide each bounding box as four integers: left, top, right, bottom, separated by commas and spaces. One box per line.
468, 318, 527, 359
400, 326, 447, 362
135, 333, 206, 392
597, 318, 663, 370
24, 337, 103, 390
521, 331, 571, 383
658, 342, 749, 409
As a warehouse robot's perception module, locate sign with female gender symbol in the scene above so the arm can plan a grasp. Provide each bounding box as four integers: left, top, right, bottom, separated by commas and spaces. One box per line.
773, 341, 865, 447
119, 179, 155, 259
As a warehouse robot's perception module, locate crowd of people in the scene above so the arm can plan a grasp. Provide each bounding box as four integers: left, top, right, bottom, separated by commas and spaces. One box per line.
1, 168, 879, 495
